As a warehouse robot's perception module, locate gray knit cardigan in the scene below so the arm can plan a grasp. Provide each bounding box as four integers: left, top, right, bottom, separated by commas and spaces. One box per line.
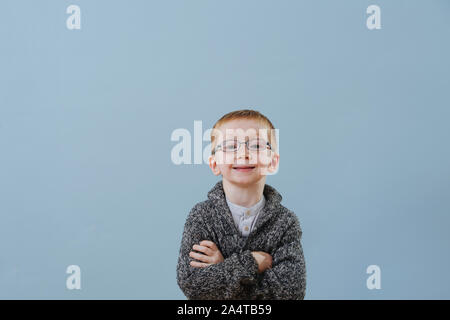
176, 180, 306, 300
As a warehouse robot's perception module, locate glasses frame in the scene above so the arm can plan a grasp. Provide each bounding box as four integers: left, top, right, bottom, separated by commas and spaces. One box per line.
212, 138, 272, 155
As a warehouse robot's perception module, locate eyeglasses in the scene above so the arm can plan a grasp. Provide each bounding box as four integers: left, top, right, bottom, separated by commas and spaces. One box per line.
212, 138, 272, 154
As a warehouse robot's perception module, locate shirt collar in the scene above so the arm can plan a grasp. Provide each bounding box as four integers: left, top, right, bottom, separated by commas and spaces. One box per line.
207, 180, 283, 236
225, 194, 266, 217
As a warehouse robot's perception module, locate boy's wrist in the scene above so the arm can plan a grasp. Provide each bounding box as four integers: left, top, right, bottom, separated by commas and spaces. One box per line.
251, 251, 272, 273
238, 250, 259, 281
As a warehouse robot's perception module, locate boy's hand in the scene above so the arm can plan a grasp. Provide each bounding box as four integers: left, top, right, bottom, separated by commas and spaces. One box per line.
251, 251, 273, 273
189, 240, 224, 268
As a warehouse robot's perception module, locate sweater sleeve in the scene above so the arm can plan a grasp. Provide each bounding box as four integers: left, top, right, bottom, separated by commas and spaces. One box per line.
176, 207, 260, 300
250, 215, 307, 300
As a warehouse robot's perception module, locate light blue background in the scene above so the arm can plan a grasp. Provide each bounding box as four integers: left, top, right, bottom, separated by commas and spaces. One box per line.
1, 0, 449, 299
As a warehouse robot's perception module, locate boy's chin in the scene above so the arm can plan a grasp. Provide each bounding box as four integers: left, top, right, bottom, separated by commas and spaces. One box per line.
223, 174, 265, 186
230, 166, 270, 176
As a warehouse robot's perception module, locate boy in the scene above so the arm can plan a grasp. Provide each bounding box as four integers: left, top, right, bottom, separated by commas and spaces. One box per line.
176, 109, 306, 300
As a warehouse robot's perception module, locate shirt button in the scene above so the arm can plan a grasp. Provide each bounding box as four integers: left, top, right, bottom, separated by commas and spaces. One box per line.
246, 210, 251, 216
244, 226, 249, 231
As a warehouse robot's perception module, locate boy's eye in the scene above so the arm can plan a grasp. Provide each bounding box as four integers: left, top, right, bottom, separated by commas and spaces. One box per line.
249, 139, 264, 150
249, 143, 261, 149
223, 141, 237, 151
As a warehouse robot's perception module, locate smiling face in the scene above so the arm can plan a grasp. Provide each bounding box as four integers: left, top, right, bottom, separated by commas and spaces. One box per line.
208, 118, 279, 187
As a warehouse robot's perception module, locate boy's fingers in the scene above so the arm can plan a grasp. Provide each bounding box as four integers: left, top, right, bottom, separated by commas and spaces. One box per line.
199, 240, 217, 250
190, 260, 210, 268
189, 251, 211, 263
192, 245, 214, 256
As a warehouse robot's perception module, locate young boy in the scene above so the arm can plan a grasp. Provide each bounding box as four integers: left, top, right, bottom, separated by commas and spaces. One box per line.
176, 109, 306, 300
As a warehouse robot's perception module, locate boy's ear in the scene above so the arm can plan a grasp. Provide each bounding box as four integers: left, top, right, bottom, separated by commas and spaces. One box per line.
208, 155, 222, 176
267, 152, 280, 174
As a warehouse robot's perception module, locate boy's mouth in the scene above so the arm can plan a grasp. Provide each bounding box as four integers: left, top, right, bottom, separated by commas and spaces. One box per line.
232, 165, 256, 172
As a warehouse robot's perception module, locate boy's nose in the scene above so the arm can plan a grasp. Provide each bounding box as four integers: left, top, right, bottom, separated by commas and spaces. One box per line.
235, 144, 250, 162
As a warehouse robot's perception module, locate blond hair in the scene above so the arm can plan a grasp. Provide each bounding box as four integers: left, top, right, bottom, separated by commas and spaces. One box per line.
210, 109, 277, 155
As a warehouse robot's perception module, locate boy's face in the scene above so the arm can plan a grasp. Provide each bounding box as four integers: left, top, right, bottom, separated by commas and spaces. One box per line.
208, 119, 280, 187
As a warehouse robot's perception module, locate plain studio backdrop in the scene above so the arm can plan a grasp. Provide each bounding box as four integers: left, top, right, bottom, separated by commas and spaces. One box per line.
0, 0, 449, 299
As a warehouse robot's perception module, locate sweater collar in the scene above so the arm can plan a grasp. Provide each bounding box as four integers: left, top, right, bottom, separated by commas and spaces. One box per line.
207, 180, 283, 235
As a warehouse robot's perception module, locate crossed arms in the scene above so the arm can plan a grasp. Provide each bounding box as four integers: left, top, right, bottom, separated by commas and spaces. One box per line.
176, 210, 306, 300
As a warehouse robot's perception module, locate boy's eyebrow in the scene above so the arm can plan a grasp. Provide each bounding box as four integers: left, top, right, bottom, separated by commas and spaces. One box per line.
220, 136, 266, 142
222, 133, 268, 139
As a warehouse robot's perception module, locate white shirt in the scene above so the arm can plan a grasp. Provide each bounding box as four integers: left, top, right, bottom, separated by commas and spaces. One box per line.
225, 195, 266, 237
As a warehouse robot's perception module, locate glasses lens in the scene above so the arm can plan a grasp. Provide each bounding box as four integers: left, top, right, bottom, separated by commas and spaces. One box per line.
222, 140, 237, 152
248, 138, 266, 151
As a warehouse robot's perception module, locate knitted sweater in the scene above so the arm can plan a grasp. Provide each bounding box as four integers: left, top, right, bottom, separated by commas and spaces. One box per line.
176, 180, 307, 300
